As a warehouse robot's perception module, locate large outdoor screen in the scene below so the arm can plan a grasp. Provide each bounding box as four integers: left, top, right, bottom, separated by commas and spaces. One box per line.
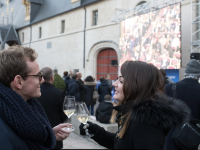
119, 3, 181, 69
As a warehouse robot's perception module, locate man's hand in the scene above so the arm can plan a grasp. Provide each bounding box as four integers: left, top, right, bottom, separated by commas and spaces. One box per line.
53, 123, 72, 141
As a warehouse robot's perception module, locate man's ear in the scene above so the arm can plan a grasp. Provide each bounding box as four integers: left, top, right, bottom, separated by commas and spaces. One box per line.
51, 75, 54, 82
13, 75, 23, 89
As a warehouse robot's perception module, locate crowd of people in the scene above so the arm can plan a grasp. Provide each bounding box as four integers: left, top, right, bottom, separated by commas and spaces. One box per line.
0, 45, 200, 150
62, 70, 113, 117
119, 3, 181, 69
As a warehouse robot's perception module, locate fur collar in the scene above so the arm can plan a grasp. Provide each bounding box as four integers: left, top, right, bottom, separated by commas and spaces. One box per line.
84, 82, 97, 86
114, 95, 191, 129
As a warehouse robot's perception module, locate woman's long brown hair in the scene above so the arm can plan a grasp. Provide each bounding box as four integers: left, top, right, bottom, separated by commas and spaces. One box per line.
111, 61, 165, 138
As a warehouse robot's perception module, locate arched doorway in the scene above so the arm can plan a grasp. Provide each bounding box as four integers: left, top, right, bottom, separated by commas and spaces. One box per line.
97, 49, 118, 80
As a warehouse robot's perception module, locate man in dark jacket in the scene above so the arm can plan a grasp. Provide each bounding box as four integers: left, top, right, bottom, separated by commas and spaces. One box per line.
62, 71, 70, 95
105, 74, 112, 90
68, 74, 80, 102
98, 77, 111, 103
164, 59, 200, 150
0, 46, 70, 150
76, 72, 85, 102
96, 95, 113, 123
37, 67, 67, 150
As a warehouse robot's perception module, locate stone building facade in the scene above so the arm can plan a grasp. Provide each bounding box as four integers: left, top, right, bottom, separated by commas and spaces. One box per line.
0, 0, 193, 80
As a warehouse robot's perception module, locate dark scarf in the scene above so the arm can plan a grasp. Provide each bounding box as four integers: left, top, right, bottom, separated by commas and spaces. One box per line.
0, 83, 56, 150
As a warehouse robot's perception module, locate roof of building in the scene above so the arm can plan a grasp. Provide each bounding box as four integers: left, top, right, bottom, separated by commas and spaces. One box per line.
0, 0, 100, 46
0, 0, 101, 29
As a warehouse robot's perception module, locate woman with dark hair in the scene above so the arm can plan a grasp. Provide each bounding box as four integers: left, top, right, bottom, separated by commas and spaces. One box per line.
79, 61, 190, 149
84, 75, 97, 115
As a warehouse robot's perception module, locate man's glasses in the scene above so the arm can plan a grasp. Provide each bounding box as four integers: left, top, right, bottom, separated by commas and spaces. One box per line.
21, 72, 43, 82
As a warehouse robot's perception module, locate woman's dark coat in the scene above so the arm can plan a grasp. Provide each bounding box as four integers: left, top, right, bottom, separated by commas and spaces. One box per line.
84, 82, 97, 106
164, 78, 200, 150
0, 118, 30, 150
87, 96, 191, 149
98, 81, 111, 102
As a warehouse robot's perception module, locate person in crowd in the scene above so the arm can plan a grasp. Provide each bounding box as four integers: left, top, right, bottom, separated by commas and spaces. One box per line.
105, 74, 112, 90
79, 61, 190, 149
37, 67, 67, 150
68, 74, 80, 102
84, 75, 97, 116
98, 77, 111, 103
0, 45, 71, 150
164, 59, 200, 150
62, 71, 70, 95
160, 34, 166, 54
96, 95, 113, 124
139, 52, 146, 62
69, 70, 73, 78
76, 72, 85, 102
166, 33, 172, 44
159, 69, 173, 85
161, 54, 170, 69
164, 40, 173, 58
171, 33, 180, 52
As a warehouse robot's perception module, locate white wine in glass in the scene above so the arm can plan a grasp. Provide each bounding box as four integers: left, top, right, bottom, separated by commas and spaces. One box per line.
76, 115, 89, 124
75, 102, 94, 138
63, 96, 75, 132
64, 110, 75, 118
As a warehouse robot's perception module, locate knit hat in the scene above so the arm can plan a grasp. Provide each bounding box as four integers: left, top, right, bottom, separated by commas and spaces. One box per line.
184, 59, 200, 76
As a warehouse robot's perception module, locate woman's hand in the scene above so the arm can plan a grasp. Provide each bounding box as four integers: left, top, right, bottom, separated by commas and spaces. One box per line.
53, 123, 72, 141
79, 121, 99, 135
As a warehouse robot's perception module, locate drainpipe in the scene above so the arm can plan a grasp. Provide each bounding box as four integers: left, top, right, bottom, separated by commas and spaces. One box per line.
1, 42, 5, 51
29, 25, 32, 48
83, 6, 86, 68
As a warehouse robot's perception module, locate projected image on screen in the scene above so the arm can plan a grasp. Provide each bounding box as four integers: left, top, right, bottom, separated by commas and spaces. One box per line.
119, 3, 181, 69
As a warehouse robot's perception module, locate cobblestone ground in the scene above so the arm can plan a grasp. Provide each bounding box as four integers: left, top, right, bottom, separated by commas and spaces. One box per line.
62, 132, 106, 149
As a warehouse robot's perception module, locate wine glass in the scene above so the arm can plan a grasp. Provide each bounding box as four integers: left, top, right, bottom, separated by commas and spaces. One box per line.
63, 96, 76, 131
75, 102, 93, 138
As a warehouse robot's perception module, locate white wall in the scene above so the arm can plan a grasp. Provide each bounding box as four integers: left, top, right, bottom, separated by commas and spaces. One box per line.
18, 0, 192, 80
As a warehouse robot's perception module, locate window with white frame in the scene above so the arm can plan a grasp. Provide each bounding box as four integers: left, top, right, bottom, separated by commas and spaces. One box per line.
39, 27, 42, 39
22, 32, 24, 43
93, 10, 98, 26
61, 20, 65, 33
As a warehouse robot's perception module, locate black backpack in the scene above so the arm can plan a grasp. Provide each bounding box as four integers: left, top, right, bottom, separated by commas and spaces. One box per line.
171, 83, 200, 150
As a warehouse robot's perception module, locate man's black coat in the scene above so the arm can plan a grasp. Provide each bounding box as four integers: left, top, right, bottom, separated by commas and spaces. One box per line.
68, 78, 80, 102
164, 78, 200, 150
37, 82, 66, 150
76, 79, 85, 102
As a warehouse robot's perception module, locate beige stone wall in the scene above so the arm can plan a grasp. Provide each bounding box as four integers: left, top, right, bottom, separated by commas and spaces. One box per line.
17, 0, 192, 81
18, 26, 30, 45
19, 8, 85, 76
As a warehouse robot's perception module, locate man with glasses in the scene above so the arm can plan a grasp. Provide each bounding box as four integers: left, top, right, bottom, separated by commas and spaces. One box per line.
0, 45, 71, 150
37, 67, 67, 150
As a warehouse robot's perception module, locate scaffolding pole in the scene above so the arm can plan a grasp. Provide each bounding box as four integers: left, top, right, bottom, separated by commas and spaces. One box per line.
191, 0, 200, 53
111, 0, 185, 23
